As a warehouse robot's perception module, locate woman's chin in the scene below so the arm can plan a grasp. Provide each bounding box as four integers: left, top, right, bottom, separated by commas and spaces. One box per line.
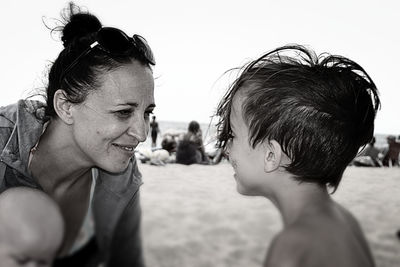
98, 160, 130, 174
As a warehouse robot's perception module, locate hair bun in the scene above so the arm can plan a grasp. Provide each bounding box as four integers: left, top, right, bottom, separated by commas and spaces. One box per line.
61, 12, 102, 47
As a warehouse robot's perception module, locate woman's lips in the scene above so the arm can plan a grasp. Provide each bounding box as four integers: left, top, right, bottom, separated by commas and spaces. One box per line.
112, 143, 136, 152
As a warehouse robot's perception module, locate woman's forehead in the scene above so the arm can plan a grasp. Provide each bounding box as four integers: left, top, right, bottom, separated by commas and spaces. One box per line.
86, 64, 154, 106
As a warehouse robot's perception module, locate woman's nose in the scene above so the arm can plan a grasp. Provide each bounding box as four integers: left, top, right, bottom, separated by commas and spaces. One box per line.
127, 117, 148, 142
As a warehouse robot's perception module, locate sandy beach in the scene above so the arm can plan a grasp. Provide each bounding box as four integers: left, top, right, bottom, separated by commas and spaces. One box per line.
139, 162, 400, 267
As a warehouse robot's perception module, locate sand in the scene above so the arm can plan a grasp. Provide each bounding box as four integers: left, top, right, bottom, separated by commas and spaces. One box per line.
139, 162, 400, 267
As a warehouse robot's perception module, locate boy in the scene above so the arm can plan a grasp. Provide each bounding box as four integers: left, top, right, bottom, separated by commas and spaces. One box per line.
0, 187, 64, 267
216, 45, 379, 267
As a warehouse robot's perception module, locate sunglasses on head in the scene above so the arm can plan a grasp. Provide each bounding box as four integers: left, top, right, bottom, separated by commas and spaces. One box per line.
61, 27, 155, 81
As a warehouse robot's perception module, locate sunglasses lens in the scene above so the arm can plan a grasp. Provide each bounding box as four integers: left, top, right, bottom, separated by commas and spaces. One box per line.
98, 27, 132, 55
97, 27, 155, 65
133, 34, 156, 65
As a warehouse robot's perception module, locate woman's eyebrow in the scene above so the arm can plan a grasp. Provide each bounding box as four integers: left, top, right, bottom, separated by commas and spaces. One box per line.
117, 102, 138, 107
147, 104, 156, 109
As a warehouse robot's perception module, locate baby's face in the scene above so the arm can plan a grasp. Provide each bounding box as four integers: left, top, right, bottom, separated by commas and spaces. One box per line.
0, 229, 61, 267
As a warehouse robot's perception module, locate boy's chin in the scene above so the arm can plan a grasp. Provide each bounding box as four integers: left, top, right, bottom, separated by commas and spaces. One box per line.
236, 183, 260, 196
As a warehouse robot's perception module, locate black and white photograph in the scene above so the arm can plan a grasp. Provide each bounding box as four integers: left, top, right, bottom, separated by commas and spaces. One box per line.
0, 1, 399, 266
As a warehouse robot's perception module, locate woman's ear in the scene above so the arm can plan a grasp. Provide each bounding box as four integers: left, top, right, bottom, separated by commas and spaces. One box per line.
53, 90, 74, 125
263, 140, 283, 173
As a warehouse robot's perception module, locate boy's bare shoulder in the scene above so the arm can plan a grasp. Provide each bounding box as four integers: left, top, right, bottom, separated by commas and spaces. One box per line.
264, 226, 312, 267
263, 207, 375, 267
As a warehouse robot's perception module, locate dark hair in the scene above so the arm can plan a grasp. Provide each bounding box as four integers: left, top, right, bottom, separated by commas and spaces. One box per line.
216, 45, 380, 191
45, 2, 154, 117
188, 121, 200, 134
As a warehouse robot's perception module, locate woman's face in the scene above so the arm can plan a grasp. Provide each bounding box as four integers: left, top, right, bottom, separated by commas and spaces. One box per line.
70, 61, 155, 173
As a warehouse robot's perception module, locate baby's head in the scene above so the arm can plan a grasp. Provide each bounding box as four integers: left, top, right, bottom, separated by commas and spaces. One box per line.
0, 187, 64, 267
217, 45, 380, 192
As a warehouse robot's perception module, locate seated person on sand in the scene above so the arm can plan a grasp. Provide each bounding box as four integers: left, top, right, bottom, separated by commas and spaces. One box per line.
161, 131, 181, 154
215, 45, 379, 267
176, 121, 210, 165
382, 135, 400, 167
0, 187, 64, 267
352, 136, 382, 167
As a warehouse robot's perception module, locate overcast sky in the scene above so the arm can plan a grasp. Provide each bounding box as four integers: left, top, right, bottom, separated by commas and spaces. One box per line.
1, 0, 399, 134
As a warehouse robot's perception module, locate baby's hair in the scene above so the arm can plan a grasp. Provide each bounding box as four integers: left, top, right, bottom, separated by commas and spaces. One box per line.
216, 45, 380, 191
0, 187, 64, 243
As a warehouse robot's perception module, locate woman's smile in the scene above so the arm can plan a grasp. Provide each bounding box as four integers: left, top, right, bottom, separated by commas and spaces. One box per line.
112, 143, 137, 153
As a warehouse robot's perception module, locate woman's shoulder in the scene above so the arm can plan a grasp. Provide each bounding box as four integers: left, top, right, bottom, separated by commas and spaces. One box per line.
0, 99, 46, 125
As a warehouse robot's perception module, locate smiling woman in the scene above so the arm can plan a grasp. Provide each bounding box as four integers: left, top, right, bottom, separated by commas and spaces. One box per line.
66, 62, 155, 173
0, 2, 155, 267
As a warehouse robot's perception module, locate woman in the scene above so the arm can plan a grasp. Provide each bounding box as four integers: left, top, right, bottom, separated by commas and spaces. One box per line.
0, 3, 154, 267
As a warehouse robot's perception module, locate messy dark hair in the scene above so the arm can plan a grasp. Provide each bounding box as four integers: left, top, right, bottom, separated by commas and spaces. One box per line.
216, 45, 380, 191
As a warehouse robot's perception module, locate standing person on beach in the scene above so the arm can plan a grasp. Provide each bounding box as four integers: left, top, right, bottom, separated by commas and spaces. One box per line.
216, 45, 379, 267
0, 2, 155, 267
382, 135, 400, 167
150, 115, 160, 148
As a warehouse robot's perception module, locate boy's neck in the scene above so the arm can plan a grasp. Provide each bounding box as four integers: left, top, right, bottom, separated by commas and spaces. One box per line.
267, 178, 332, 227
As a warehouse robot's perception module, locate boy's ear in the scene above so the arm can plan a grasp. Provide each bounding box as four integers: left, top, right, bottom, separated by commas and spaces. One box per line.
53, 90, 74, 125
263, 140, 283, 173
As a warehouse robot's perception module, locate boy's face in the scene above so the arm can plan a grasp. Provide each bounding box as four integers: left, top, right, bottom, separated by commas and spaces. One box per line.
226, 92, 268, 196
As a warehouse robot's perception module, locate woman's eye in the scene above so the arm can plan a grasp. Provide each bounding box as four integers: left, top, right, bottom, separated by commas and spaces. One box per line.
116, 109, 133, 118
